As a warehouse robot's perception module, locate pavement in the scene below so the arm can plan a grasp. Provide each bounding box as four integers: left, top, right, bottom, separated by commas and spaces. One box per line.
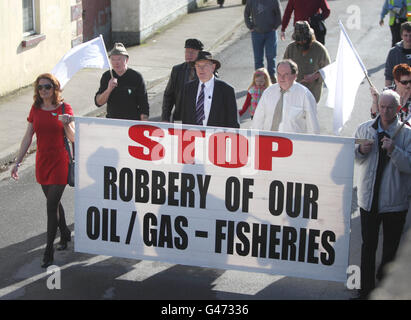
0, 0, 247, 169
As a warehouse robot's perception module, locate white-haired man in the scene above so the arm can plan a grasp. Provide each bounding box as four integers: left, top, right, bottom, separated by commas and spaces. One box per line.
355, 89, 411, 298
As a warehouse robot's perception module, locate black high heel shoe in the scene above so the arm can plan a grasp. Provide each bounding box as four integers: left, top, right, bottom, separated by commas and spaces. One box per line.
41, 247, 54, 268
57, 229, 71, 251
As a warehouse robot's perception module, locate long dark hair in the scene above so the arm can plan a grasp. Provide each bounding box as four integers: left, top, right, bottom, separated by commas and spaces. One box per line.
33, 73, 63, 108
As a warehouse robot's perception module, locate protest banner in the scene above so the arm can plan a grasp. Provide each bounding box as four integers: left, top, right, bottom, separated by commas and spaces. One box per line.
74, 117, 354, 282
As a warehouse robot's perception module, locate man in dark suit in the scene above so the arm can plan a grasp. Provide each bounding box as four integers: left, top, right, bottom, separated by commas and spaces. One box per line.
182, 51, 239, 128
161, 38, 203, 122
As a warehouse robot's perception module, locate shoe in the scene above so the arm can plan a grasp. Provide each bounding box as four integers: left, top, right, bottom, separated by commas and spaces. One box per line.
41, 247, 54, 268
57, 229, 71, 251
350, 289, 370, 300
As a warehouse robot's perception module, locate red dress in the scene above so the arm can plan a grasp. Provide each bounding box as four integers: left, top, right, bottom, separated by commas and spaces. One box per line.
27, 103, 74, 185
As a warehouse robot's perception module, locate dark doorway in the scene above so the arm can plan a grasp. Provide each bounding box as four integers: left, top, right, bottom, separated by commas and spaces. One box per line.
82, 0, 112, 47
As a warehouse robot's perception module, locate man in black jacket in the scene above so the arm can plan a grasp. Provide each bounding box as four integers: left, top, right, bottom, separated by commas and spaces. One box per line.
182, 51, 239, 128
161, 38, 203, 122
95, 43, 149, 120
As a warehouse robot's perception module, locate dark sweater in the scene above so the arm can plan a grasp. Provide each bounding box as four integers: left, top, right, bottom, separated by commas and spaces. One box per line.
244, 0, 282, 33
385, 41, 411, 82
281, 0, 330, 32
95, 68, 149, 120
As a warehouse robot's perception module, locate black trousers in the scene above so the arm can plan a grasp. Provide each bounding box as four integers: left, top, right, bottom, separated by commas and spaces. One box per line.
313, 28, 325, 45
41, 184, 69, 252
360, 208, 407, 294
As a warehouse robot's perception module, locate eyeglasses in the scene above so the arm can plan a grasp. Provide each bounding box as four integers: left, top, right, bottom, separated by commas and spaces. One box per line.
379, 105, 396, 110
399, 80, 411, 85
37, 84, 53, 91
195, 63, 214, 70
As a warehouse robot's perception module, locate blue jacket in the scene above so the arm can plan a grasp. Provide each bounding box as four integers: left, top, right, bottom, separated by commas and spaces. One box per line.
381, 0, 408, 22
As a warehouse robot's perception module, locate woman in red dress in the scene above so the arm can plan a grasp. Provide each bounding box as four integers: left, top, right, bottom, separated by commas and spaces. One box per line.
11, 73, 75, 268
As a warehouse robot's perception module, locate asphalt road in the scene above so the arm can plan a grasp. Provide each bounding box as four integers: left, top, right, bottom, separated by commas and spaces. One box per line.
1, 0, 407, 302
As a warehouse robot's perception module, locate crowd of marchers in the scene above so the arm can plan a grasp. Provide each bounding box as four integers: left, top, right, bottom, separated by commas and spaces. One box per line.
9, 0, 411, 301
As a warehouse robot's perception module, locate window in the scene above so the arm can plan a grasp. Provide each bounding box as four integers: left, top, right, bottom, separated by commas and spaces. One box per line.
21, 0, 45, 47
22, 0, 35, 35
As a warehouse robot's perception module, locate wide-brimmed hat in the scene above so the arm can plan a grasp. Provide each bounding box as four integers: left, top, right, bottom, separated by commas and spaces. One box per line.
184, 38, 204, 51
292, 21, 315, 42
195, 51, 221, 70
108, 42, 129, 57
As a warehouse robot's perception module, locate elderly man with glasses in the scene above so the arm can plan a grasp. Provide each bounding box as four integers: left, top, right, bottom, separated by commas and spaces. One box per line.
252, 59, 320, 134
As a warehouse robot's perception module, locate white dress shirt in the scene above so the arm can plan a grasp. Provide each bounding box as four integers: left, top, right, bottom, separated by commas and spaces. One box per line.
196, 76, 215, 126
252, 82, 320, 134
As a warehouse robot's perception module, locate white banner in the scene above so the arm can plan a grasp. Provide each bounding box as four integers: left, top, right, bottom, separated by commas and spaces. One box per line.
74, 117, 354, 282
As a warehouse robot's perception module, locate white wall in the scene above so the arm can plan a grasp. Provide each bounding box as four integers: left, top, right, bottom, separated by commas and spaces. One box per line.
0, 0, 72, 96
139, 0, 194, 41
111, 0, 205, 46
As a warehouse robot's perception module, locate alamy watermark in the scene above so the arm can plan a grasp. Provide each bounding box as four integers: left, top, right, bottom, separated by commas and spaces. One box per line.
346, 5, 361, 30
46, 265, 61, 290
346, 265, 361, 290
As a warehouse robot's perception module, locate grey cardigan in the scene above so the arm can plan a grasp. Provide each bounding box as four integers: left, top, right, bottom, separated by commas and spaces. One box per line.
355, 117, 411, 213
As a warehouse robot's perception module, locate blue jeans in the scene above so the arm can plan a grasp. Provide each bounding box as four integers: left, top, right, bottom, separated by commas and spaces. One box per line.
251, 30, 277, 78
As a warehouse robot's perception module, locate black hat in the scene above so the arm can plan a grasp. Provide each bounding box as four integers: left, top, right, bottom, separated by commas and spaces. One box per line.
184, 38, 204, 51
195, 51, 221, 70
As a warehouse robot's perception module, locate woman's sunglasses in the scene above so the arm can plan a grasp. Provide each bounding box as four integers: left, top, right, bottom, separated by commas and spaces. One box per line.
37, 84, 53, 91
399, 80, 411, 85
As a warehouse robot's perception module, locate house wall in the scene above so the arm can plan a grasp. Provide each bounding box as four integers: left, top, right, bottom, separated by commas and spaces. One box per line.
111, 0, 206, 46
0, 0, 76, 97
82, 0, 112, 46
1, 0, 207, 96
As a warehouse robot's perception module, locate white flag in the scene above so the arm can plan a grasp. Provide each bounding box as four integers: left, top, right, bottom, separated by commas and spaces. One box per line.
52, 35, 110, 88
319, 22, 365, 135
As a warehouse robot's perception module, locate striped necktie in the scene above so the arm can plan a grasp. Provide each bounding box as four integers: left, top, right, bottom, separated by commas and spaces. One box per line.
196, 83, 205, 125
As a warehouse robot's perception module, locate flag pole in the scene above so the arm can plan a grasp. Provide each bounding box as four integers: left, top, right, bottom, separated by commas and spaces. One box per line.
99, 34, 113, 78
338, 21, 376, 89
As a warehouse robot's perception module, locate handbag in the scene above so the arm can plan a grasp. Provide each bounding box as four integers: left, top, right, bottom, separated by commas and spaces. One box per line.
62, 103, 75, 187
309, 14, 327, 39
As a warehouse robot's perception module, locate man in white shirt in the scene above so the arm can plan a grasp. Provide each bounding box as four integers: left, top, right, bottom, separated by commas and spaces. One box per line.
182, 51, 239, 128
252, 59, 320, 134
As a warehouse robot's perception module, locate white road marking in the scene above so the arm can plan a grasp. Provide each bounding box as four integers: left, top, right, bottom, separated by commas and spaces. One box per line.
212, 270, 284, 295
116, 260, 174, 282
0, 255, 111, 299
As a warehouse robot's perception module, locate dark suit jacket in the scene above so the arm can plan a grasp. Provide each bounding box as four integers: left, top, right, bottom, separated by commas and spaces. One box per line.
161, 62, 197, 122
182, 78, 239, 128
